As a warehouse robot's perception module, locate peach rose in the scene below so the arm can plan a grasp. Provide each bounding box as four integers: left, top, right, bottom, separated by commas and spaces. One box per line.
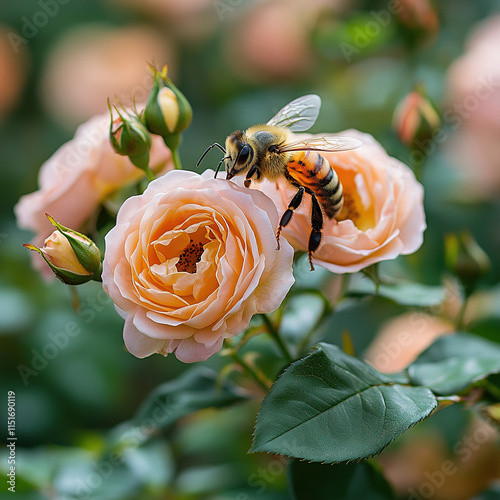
15, 112, 173, 275
258, 130, 426, 273
102, 170, 295, 363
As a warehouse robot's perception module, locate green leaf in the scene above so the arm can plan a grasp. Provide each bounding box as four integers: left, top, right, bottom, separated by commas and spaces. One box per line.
383, 371, 410, 384
7, 446, 91, 489
288, 459, 395, 500
175, 464, 243, 496
54, 461, 139, 500
473, 484, 500, 500
348, 276, 445, 307
123, 440, 174, 487
133, 366, 247, 429
251, 343, 437, 463
408, 333, 500, 395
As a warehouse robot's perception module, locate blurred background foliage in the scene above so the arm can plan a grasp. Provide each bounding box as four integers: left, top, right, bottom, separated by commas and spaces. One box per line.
1, 0, 500, 498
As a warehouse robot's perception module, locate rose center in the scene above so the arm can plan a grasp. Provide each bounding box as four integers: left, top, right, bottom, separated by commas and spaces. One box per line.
334, 170, 375, 231
336, 192, 364, 225
176, 239, 205, 274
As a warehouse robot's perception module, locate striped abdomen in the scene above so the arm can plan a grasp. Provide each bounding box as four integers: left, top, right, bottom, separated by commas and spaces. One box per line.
286, 151, 343, 218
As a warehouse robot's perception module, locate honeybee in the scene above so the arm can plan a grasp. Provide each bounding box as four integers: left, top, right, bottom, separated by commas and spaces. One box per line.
197, 95, 362, 270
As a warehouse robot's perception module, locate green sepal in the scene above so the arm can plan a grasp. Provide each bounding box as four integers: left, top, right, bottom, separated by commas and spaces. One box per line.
23, 243, 94, 286
109, 102, 152, 169
46, 215, 101, 275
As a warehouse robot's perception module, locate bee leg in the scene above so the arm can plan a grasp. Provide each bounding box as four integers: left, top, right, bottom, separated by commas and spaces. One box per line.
276, 186, 305, 250
244, 164, 258, 188
304, 188, 324, 271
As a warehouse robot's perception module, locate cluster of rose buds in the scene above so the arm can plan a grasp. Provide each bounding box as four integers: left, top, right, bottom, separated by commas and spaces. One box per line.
109, 65, 192, 173
24, 64, 191, 283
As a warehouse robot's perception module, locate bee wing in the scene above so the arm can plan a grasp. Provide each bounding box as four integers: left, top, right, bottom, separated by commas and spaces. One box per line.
266, 94, 322, 132
276, 136, 363, 153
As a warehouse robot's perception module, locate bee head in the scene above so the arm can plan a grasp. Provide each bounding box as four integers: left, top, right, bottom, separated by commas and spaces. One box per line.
225, 131, 254, 180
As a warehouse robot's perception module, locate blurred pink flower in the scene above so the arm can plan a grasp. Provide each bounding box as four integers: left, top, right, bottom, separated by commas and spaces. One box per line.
381, 417, 499, 499
225, 0, 332, 83
446, 15, 500, 198
108, 0, 216, 41
0, 26, 28, 120
40, 25, 175, 128
259, 130, 426, 273
102, 170, 295, 363
15, 112, 173, 276
111, 0, 212, 19
364, 312, 452, 373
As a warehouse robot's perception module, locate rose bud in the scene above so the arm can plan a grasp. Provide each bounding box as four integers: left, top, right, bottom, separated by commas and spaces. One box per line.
109, 102, 152, 171
397, 0, 439, 48
24, 215, 101, 285
444, 231, 491, 295
144, 64, 192, 155
393, 85, 441, 150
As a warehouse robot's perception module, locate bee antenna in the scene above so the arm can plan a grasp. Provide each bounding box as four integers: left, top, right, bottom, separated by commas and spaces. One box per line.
214, 156, 230, 178
196, 143, 227, 168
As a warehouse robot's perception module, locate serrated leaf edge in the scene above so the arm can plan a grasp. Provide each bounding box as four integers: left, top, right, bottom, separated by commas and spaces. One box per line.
250, 345, 437, 464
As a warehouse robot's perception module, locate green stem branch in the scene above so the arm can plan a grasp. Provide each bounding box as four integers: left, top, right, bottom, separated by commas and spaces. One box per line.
224, 340, 269, 392
143, 166, 155, 182
171, 147, 183, 170
455, 296, 469, 331
297, 293, 333, 356
261, 314, 293, 363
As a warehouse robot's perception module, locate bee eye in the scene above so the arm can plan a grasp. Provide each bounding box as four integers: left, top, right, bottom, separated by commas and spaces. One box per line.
237, 145, 251, 165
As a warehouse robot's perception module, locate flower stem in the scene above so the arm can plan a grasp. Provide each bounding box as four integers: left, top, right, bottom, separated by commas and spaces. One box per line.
339, 273, 351, 301
297, 291, 333, 356
435, 395, 462, 412
143, 166, 155, 182
362, 264, 381, 293
171, 147, 183, 170
224, 340, 269, 392
70, 287, 81, 313
261, 314, 293, 363
455, 295, 469, 331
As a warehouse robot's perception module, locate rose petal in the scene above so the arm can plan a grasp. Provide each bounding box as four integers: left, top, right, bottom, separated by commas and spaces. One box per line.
103, 169, 295, 362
